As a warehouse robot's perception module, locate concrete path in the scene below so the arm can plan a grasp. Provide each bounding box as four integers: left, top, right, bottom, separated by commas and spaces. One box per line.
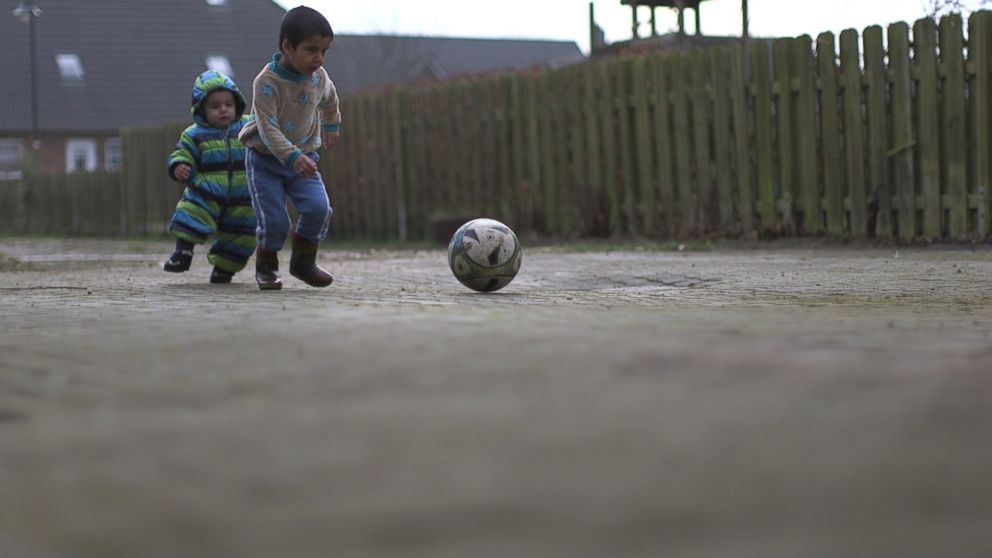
1, 239, 990, 558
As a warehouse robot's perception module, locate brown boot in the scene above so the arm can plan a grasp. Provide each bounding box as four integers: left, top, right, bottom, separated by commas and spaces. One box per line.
255, 247, 282, 291
289, 233, 333, 287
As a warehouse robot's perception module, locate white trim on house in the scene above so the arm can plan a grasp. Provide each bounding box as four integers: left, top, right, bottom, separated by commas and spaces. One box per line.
66, 138, 97, 173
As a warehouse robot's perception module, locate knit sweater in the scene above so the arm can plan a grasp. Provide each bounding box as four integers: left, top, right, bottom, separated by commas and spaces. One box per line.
238, 53, 342, 167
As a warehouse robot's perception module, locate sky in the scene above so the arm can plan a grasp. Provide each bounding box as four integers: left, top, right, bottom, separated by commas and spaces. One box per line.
273, 0, 990, 54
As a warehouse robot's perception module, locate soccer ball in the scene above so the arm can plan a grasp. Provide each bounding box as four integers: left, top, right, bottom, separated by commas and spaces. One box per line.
447, 218, 522, 292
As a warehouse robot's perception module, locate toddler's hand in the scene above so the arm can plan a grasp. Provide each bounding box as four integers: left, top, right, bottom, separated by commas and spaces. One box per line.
174, 164, 192, 181
293, 154, 318, 178
321, 131, 340, 150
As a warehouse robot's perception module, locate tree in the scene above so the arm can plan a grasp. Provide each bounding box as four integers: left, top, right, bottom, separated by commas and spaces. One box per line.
925, 0, 990, 18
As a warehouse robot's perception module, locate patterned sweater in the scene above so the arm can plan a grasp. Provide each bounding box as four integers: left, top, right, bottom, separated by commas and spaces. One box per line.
238, 53, 342, 167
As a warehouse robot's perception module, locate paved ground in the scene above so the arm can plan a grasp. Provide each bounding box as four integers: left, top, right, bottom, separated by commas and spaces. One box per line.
1, 238, 990, 558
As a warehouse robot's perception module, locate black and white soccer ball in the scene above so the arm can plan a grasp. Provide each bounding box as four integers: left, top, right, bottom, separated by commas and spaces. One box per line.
447, 218, 522, 292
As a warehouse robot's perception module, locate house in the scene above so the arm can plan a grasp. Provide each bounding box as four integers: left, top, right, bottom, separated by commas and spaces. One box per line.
0, 0, 583, 177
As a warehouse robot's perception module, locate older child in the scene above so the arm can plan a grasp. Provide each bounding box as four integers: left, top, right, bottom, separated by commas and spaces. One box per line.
164, 70, 256, 283
239, 5, 341, 291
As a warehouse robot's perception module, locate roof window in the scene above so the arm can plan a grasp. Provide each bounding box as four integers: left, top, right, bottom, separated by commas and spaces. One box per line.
56, 53, 84, 82
205, 55, 233, 78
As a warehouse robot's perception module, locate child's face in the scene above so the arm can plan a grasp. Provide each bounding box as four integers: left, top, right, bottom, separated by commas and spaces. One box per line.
202, 90, 236, 128
280, 34, 332, 76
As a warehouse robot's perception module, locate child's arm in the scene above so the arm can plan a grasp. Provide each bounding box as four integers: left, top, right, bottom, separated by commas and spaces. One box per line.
167, 128, 199, 182
252, 76, 304, 166
319, 77, 342, 149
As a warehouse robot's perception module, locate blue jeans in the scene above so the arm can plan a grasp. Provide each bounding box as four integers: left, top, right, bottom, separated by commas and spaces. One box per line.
245, 149, 332, 252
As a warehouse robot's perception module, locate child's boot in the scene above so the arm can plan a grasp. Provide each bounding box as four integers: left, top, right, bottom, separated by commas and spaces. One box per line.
210, 266, 234, 284
255, 247, 282, 290
289, 232, 333, 287
164, 239, 194, 272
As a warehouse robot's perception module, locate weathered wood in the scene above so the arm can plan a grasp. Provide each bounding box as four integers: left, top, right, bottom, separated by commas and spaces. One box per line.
671, 53, 695, 236
599, 63, 621, 235
583, 62, 604, 235
616, 59, 637, 235
690, 49, 714, 232
840, 29, 868, 236
711, 47, 735, 230
863, 25, 891, 237
773, 39, 796, 229
888, 22, 917, 240
939, 14, 967, 239
751, 40, 777, 230
969, 11, 991, 238
729, 43, 754, 233
650, 55, 677, 236
632, 57, 657, 234
914, 17, 941, 240
817, 32, 844, 235
794, 36, 820, 234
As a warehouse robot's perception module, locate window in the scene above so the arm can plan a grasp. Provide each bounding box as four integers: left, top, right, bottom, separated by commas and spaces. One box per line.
65, 139, 97, 173
56, 53, 85, 82
206, 0, 226, 5
0, 139, 24, 180
104, 138, 122, 171
205, 55, 233, 78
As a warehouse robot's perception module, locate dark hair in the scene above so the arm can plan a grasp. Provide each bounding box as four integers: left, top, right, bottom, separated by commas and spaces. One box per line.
279, 6, 333, 49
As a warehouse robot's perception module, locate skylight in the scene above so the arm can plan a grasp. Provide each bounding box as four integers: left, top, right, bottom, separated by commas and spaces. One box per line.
206, 0, 227, 6
205, 55, 233, 78
56, 53, 84, 81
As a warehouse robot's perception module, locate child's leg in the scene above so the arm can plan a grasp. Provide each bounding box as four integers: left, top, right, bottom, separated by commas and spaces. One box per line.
165, 187, 220, 272
245, 150, 292, 251
207, 205, 256, 276
284, 162, 333, 287
245, 149, 292, 290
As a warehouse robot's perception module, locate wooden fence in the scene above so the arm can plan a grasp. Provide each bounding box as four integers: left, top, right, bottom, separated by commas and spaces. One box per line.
2, 12, 991, 242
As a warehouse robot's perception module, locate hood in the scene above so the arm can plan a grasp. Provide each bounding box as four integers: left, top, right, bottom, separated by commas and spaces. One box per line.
190, 70, 247, 126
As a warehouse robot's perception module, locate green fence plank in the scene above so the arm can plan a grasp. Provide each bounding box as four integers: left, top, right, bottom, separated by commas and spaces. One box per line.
690, 49, 714, 232
794, 36, 820, 234
711, 47, 734, 230
671, 53, 694, 236
774, 39, 796, 230
840, 29, 868, 237
599, 63, 621, 235
751, 40, 776, 231
583, 63, 604, 236
553, 70, 573, 236
940, 15, 968, 239
632, 57, 657, 234
616, 59, 636, 235
889, 22, 917, 240
863, 25, 891, 237
914, 17, 941, 240
729, 44, 754, 234
969, 11, 991, 238
651, 55, 676, 237
818, 32, 844, 235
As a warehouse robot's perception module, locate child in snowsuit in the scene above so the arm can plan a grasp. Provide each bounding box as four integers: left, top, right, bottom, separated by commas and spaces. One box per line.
164, 70, 256, 283
238, 5, 341, 290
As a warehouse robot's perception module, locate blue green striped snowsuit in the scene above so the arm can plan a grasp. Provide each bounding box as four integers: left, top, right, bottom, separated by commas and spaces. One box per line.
167, 70, 256, 273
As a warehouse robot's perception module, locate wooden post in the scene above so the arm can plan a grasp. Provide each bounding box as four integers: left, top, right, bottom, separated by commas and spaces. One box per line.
888, 22, 916, 240
751, 40, 776, 231
969, 12, 991, 239
840, 29, 868, 237
651, 55, 677, 236
940, 14, 968, 240
914, 17, 941, 240
794, 35, 820, 234
818, 32, 844, 235
863, 26, 890, 237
